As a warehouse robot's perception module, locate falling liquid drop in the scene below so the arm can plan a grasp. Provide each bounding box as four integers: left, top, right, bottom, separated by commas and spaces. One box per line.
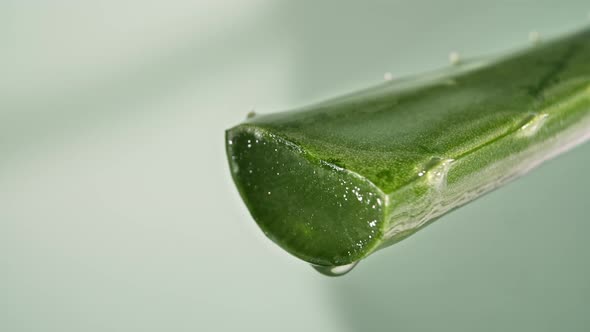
311, 261, 359, 277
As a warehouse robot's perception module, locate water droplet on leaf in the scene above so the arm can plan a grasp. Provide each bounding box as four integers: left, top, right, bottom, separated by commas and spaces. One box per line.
312, 261, 359, 277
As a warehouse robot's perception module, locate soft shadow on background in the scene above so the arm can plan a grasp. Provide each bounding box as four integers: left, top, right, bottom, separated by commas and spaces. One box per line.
1, 1, 589, 331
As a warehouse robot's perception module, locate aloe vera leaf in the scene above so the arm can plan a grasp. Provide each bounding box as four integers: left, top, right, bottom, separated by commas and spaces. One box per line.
225, 28, 590, 269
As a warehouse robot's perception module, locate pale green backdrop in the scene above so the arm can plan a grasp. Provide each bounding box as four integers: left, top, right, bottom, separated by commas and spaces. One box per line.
1, 1, 589, 331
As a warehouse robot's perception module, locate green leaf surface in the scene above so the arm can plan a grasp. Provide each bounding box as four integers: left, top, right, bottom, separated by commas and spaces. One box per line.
226, 28, 590, 272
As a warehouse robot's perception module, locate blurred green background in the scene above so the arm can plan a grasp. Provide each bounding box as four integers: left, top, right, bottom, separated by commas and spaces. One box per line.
2, 1, 589, 331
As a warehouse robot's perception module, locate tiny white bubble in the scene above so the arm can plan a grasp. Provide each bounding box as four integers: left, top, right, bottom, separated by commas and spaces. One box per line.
228, 140, 233, 145
529, 30, 540, 44
268, 191, 271, 195
449, 51, 460, 65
